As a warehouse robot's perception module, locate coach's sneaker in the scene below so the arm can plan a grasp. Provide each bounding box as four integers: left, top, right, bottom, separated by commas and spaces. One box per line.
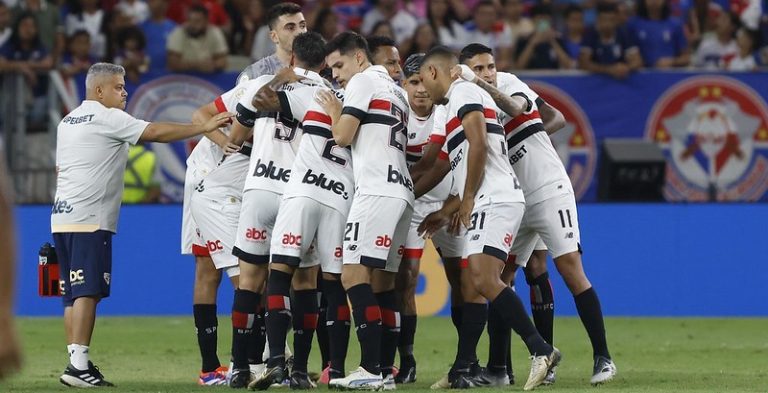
289, 371, 317, 390
471, 367, 510, 387
60, 361, 115, 388
248, 366, 286, 391
542, 366, 556, 386
199, 366, 229, 386
328, 366, 383, 391
523, 347, 561, 391
590, 356, 616, 385
230, 368, 256, 389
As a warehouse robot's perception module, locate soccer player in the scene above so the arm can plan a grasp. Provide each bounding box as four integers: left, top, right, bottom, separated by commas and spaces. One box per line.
237, 2, 307, 84
53, 63, 231, 387
236, 31, 348, 391
415, 47, 559, 391
367, 35, 403, 82
184, 85, 254, 385
314, 31, 414, 390
458, 43, 617, 385
225, 36, 331, 389
395, 53, 465, 385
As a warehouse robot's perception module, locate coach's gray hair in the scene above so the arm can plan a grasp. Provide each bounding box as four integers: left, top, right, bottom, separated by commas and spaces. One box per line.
85, 63, 126, 90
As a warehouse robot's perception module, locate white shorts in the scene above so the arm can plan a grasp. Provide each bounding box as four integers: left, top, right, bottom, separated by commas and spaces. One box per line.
404, 200, 464, 260
509, 193, 581, 265
343, 195, 413, 273
233, 189, 282, 264
189, 193, 241, 277
270, 196, 343, 274
464, 201, 525, 262
181, 166, 206, 255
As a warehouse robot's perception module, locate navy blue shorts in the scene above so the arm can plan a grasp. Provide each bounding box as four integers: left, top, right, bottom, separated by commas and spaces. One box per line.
53, 230, 113, 307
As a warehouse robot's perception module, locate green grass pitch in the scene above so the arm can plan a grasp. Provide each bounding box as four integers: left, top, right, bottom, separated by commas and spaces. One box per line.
2, 316, 767, 392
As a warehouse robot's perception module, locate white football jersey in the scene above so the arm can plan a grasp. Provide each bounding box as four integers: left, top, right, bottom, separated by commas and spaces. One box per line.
342, 65, 414, 205
235, 68, 328, 194
52, 100, 149, 233
440, 79, 524, 204
407, 104, 452, 203
278, 86, 354, 215
496, 72, 573, 204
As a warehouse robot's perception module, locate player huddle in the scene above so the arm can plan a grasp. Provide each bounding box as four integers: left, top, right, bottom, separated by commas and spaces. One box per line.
179, 9, 617, 390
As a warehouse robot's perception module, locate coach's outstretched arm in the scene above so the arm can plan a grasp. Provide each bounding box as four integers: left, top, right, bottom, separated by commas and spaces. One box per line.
192, 102, 240, 155
139, 112, 234, 143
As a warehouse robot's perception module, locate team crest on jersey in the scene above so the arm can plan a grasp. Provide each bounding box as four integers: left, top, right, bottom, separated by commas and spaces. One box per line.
528, 81, 596, 200
645, 76, 768, 201
127, 76, 222, 202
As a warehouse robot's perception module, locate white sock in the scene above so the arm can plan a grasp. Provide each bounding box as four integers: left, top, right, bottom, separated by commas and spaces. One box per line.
69, 344, 90, 370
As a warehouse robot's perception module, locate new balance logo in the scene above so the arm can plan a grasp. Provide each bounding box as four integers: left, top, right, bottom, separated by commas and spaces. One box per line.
302, 169, 349, 199
375, 235, 392, 248
253, 159, 291, 182
206, 240, 223, 252
565, 232, 574, 239
387, 165, 413, 191
245, 228, 268, 241
282, 233, 302, 246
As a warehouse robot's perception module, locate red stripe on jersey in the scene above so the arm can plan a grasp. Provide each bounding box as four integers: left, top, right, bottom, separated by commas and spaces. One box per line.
214, 96, 227, 113
504, 110, 541, 133
438, 150, 449, 160
305, 110, 332, 125
483, 108, 497, 120
430, 134, 446, 146
446, 117, 462, 134
406, 143, 426, 153
369, 99, 391, 111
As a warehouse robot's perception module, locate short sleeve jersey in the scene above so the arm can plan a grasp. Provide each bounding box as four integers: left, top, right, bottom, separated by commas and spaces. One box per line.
51, 100, 149, 233
279, 86, 354, 215
235, 69, 328, 194
495, 72, 573, 204
341, 65, 414, 206
440, 80, 523, 204
407, 104, 452, 203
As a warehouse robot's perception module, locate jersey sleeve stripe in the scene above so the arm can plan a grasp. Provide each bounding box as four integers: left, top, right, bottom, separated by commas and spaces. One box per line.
504, 110, 541, 132
360, 113, 399, 126
447, 130, 465, 153
510, 92, 533, 112
535, 97, 545, 107
429, 134, 446, 145
341, 106, 367, 121
369, 99, 392, 111
214, 96, 227, 113
487, 123, 505, 136
303, 125, 333, 139
276, 91, 293, 119
457, 103, 484, 120
305, 110, 332, 125
235, 103, 257, 127
507, 123, 546, 148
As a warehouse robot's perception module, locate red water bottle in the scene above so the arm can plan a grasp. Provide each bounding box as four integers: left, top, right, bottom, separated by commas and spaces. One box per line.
38, 242, 61, 297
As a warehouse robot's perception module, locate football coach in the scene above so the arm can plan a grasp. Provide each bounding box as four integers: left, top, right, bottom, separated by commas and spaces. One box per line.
51, 63, 232, 388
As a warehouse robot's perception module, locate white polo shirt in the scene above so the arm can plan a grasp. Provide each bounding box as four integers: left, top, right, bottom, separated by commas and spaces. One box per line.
51, 100, 149, 233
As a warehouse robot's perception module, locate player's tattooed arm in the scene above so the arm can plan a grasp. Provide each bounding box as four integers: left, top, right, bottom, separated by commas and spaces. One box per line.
251, 67, 305, 112
453, 65, 528, 118
459, 110, 489, 228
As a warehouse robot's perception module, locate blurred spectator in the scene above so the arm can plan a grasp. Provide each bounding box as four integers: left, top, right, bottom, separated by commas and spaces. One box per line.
760, 14, 768, 65
515, 4, 574, 69
113, 26, 148, 82
140, 0, 175, 72
693, 11, 739, 69
226, 0, 265, 56
370, 20, 396, 39
166, 0, 231, 36
554, 0, 597, 26
727, 26, 758, 70
361, 0, 418, 45
403, 22, 437, 59
685, 0, 722, 49
367, 35, 403, 80
115, 0, 149, 25
427, 0, 469, 50
0, 2, 10, 48
628, 0, 690, 68
312, 6, 340, 41
64, 0, 106, 59
14, 0, 63, 60
579, 2, 642, 78
730, 0, 761, 30
465, 0, 515, 70
166, 5, 227, 73
562, 4, 585, 61
501, 0, 534, 48
103, 9, 134, 61
0, 12, 53, 130
59, 29, 94, 79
